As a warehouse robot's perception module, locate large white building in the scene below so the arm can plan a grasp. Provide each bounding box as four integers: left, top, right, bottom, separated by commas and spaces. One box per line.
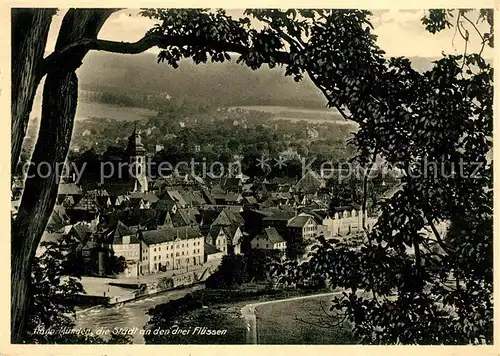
138, 226, 204, 274
322, 206, 376, 237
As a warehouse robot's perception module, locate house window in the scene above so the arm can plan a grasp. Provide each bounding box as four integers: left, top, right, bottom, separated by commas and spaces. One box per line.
193, 249, 196, 254
182, 244, 184, 248
159, 247, 161, 251
154, 263, 157, 269
154, 256, 156, 261
158, 255, 161, 260
182, 251, 184, 255
154, 248, 156, 252
266, 244, 269, 248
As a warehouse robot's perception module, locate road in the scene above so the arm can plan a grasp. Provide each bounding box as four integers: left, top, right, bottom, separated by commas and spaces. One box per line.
240, 291, 344, 344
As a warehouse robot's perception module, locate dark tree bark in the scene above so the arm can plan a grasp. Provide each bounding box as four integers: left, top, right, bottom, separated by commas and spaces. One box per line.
11, 8, 115, 343
11, 8, 56, 173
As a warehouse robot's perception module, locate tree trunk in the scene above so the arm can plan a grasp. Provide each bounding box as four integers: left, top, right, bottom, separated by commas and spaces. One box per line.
11, 8, 56, 173
11, 9, 115, 343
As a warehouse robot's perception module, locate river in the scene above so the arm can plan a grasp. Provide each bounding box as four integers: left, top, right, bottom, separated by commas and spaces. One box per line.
74, 284, 205, 344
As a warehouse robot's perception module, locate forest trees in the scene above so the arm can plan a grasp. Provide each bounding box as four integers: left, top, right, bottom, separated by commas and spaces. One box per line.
12, 8, 492, 344
273, 9, 494, 344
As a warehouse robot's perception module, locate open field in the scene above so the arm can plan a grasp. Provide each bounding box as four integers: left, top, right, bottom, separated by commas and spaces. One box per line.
31, 96, 157, 122
75, 101, 157, 121
255, 294, 358, 344
228, 105, 357, 126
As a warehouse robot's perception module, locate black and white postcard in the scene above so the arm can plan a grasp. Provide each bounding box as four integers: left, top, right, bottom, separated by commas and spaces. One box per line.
4, 3, 497, 355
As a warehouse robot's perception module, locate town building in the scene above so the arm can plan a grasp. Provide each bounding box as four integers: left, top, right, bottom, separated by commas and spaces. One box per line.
251, 227, 287, 251
287, 213, 318, 242
104, 220, 141, 277
138, 226, 204, 274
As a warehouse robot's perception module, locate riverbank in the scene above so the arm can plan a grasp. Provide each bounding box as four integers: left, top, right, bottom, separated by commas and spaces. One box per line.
143, 287, 336, 344
74, 284, 206, 344
76, 261, 220, 309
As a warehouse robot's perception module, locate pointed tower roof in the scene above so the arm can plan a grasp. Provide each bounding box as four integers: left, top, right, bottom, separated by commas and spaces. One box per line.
127, 123, 146, 155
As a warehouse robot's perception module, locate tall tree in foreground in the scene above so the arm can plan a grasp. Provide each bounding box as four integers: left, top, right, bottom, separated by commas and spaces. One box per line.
12, 8, 492, 344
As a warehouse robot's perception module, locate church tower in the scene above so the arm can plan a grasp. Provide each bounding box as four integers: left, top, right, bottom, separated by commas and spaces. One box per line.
127, 124, 148, 192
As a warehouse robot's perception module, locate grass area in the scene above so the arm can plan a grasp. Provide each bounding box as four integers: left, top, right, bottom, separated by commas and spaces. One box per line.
255, 295, 358, 344
228, 105, 356, 125
145, 299, 248, 344
145, 288, 331, 344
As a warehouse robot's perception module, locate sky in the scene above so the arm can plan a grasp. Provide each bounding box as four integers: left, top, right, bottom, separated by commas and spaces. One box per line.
45, 8, 493, 59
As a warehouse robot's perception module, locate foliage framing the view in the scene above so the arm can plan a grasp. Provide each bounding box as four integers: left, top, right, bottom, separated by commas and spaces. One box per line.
13, 8, 492, 344
140, 8, 493, 344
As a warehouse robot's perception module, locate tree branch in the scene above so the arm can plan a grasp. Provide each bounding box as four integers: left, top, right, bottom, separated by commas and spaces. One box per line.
424, 213, 454, 254
41, 34, 292, 76
260, 17, 306, 51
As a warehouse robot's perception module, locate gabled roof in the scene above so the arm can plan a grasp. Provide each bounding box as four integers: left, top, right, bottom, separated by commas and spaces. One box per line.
72, 195, 99, 212
200, 186, 217, 205
294, 170, 325, 193
191, 190, 207, 205
263, 211, 296, 222
212, 208, 244, 227
155, 197, 177, 212
165, 189, 187, 207
171, 208, 198, 227
223, 224, 241, 245
115, 195, 129, 206
200, 209, 219, 227
104, 220, 139, 244
207, 224, 241, 245
243, 196, 258, 205
61, 195, 76, 208
129, 192, 159, 204
40, 231, 65, 245
306, 210, 328, 222
254, 227, 286, 244
268, 176, 296, 185
208, 225, 224, 238
140, 226, 202, 245
204, 243, 222, 255
58, 183, 83, 196
288, 215, 315, 228
92, 188, 110, 197
47, 205, 70, 231
69, 223, 92, 242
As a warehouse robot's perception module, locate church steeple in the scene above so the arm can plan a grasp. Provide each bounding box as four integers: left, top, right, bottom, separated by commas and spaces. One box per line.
128, 124, 148, 193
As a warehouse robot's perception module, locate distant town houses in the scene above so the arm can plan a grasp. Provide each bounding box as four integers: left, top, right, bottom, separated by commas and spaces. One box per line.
13, 128, 401, 278
251, 227, 287, 251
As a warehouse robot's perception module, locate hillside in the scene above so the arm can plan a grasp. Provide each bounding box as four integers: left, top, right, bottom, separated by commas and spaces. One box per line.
76, 52, 328, 109
75, 52, 440, 109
